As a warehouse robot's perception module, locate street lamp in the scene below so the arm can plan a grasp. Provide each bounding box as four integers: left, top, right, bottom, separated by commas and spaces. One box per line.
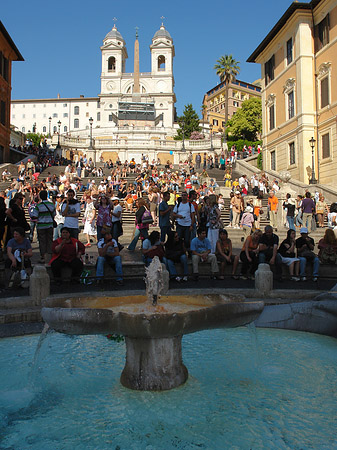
309, 136, 317, 184
56, 120, 61, 149
181, 120, 185, 151
48, 117, 52, 137
210, 124, 213, 151
89, 117, 94, 149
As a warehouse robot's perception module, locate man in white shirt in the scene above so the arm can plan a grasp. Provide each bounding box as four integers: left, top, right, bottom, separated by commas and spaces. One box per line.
61, 189, 81, 239
172, 192, 195, 250
110, 197, 123, 246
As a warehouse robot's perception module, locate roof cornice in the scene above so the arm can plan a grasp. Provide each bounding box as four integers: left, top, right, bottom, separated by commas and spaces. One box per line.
0, 21, 24, 61
247, 0, 322, 63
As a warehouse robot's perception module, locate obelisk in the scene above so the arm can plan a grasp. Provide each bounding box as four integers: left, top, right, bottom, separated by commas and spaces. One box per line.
133, 27, 140, 97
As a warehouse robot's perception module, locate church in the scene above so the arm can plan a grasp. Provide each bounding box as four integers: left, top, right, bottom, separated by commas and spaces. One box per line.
11, 23, 183, 162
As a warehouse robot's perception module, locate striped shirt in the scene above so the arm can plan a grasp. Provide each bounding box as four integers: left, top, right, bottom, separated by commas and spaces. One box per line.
32, 201, 55, 229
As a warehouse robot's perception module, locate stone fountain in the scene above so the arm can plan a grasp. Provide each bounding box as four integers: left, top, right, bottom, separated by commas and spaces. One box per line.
42, 258, 264, 391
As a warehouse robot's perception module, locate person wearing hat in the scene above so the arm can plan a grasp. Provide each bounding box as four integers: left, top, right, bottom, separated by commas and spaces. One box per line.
240, 206, 255, 240
296, 227, 320, 281
230, 191, 243, 229
26, 159, 35, 180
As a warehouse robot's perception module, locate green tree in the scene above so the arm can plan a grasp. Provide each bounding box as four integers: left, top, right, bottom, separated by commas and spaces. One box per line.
214, 55, 240, 127
226, 97, 262, 141
25, 133, 47, 147
175, 104, 200, 140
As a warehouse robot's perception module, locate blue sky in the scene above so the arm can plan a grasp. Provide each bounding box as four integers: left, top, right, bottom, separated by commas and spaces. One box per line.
3, 0, 298, 116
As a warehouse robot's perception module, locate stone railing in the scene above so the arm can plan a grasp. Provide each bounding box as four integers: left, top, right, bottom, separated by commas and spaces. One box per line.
235, 158, 337, 201
53, 135, 223, 153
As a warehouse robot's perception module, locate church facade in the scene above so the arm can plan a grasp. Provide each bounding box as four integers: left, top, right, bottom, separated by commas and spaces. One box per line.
11, 24, 177, 139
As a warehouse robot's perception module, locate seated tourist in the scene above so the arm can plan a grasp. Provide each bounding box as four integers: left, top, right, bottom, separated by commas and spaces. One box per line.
258, 226, 282, 277
239, 229, 262, 280
278, 229, 300, 281
6, 227, 33, 271
296, 227, 320, 282
50, 227, 85, 283
215, 229, 239, 279
318, 229, 337, 265
96, 230, 123, 285
164, 231, 188, 282
142, 230, 165, 267
190, 227, 219, 281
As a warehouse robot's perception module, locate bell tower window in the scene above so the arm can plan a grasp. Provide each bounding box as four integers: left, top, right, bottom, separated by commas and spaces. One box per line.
108, 57, 116, 72
158, 55, 166, 71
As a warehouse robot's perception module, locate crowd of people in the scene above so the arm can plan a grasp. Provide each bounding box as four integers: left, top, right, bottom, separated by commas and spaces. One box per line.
0, 150, 335, 288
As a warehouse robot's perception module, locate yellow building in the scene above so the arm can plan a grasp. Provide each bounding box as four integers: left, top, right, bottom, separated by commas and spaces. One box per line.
202, 79, 261, 133
248, 0, 337, 186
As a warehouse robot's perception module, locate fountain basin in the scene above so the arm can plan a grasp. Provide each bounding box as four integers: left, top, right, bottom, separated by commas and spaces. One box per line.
42, 294, 264, 390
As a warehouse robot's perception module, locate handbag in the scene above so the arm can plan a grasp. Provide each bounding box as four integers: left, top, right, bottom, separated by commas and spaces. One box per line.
141, 209, 154, 225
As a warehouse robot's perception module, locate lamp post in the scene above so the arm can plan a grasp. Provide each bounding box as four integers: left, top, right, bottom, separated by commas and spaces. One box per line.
48, 117, 52, 137
309, 136, 317, 184
89, 117, 94, 149
56, 120, 61, 149
210, 124, 213, 151
181, 120, 185, 151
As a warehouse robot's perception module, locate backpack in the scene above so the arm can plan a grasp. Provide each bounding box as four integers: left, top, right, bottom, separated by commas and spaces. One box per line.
141, 209, 154, 224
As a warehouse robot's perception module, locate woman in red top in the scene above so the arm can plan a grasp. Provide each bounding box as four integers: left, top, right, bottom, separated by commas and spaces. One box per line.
50, 227, 85, 282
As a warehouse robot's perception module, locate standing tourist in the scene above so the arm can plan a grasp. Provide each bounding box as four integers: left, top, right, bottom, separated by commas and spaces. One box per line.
61, 189, 81, 239
172, 192, 195, 250
268, 192, 279, 231
31, 190, 55, 264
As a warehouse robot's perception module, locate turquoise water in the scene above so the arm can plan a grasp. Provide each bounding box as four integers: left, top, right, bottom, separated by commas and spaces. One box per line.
0, 328, 337, 450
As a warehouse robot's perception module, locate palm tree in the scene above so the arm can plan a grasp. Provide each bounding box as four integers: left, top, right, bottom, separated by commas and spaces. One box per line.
214, 55, 240, 129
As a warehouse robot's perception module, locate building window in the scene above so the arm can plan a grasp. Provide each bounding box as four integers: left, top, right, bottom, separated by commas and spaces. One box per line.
287, 38, 293, 65
289, 142, 295, 165
213, 119, 218, 126
63, 113, 68, 118
33, 104, 36, 108
12, 104, 15, 109
64, 126, 68, 132
269, 104, 275, 130
0, 53, 9, 82
222, 121, 226, 127
271, 151, 276, 171
53, 126, 57, 133
22, 127, 25, 133
322, 133, 330, 159
265, 55, 275, 86
108, 56, 116, 72
43, 104, 46, 108
0, 101, 6, 125
22, 114, 25, 119
288, 91, 294, 119
63, 103, 67, 107
43, 126, 46, 133
33, 114, 36, 119
109, 114, 113, 122
97, 101, 100, 108
43, 114, 46, 118
74, 106, 79, 115
74, 119, 79, 128
315, 14, 329, 52
12, 114, 15, 119
97, 112, 101, 121
320, 77, 329, 108
86, 112, 89, 117
53, 113, 58, 118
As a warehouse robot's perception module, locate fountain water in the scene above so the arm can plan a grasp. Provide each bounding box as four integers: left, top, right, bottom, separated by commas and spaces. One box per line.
42, 257, 264, 390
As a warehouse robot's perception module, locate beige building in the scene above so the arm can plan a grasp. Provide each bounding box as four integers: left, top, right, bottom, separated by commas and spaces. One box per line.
202, 79, 261, 133
248, 0, 337, 186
